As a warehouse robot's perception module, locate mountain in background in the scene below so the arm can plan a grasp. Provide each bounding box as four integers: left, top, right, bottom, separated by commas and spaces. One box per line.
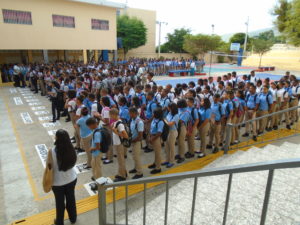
221, 27, 280, 42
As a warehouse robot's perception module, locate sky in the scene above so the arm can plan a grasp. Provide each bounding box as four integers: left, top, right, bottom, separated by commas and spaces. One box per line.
113, 0, 279, 44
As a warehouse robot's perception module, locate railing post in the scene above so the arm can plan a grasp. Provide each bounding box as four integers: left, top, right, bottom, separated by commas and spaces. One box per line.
224, 123, 232, 154
98, 184, 107, 225
260, 169, 274, 225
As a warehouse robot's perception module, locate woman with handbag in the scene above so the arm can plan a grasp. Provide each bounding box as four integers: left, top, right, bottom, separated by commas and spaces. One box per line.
43, 129, 77, 225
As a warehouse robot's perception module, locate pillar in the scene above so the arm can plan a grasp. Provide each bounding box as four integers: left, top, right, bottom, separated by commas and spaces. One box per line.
28, 50, 33, 63
64, 50, 68, 61
43, 50, 49, 63
94, 50, 98, 62
83, 50, 87, 64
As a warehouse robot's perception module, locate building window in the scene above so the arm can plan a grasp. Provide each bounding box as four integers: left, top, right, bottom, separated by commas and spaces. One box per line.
52, 14, 75, 28
91, 19, 109, 30
2, 9, 32, 25
116, 9, 120, 17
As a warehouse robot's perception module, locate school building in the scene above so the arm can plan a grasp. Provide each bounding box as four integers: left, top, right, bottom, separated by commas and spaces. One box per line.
0, 0, 156, 64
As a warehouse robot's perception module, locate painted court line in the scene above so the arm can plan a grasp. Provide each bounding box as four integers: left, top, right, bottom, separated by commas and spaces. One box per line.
29, 102, 42, 106
42, 121, 61, 128
9, 88, 18, 93
47, 130, 57, 136
35, 144, 48, 168
13, 97, 23, 105
20, 112, 33, 124
38, 116, 52, 121
26, 99, 39, 103
24, 96, 35, 99
34, 110, 50, 116
31, 106, 46, 111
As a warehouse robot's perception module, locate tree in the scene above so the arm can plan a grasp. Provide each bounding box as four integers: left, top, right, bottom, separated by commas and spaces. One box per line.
273, 0, 300, 46
183, 34, 222, 58
257, 30, 275, 41
117, 15, 147, 58
252, 38, 273, 67
166, 28, 191, 53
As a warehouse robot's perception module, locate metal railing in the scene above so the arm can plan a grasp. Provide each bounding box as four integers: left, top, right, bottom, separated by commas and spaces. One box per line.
223, 105, 300, 154
97, 158, 300, 225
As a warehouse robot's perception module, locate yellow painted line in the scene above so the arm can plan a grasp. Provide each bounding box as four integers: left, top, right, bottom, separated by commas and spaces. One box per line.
0, 81, 13, 87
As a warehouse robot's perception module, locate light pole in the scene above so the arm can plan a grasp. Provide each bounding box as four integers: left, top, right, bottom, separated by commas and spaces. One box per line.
208, 24, 215, 77
157, 21, 168, 58
243, 17, 249, 58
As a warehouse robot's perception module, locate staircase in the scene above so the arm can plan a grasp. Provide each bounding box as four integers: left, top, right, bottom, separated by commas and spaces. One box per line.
107, 142, 300, 225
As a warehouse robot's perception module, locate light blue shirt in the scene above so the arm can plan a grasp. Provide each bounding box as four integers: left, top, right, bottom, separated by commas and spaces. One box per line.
211, 102, 225, 122
222, 99, 233, 117
130, 117, 144, 139
91, 129, 102, 157
76, 115, 92, 138
108, 96, 116, 107
178, 108, 191, 126
119, 105, 130, 123
187, 107, 199, 123
198, 107, 212, 122
160, 97, 170, 117
146, 100, 157, 119
150, 119, 164, 135
246, 93, 259, 109
137, 92, 146, 105
258, 93, 273, 111
166, 113, 179, 131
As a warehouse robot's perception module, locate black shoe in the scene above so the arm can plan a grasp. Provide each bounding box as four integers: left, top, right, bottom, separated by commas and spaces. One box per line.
175, 154, 180, 160
71, 136, 75, 140
291, 122, 294, 126
132, 174, 143, 179
150, 169, 161, 174
185, 152, 194, 159
286, 125, 291, 130
129, 168, 137, 174
198, 152, 206, 158
56, 117, 60, 121
206, 144, 213, 149
177, 158, 185, 164
253, 136, 257, 141
148, 163, 156, 169
114, 176, 126, 182
273, 126, 278, 130
242, 133, 249, 137
258, 131, 263, 136
65, 118, 71, 122
114, 154, 117, 158
61, 113, 67, 117
103, 160, 113, 164
76, 148, 85, 153
91, 176, 95, 181
71, 139, 76, 144
83, 165, 91, 170
49, 120, 56, 123
142, 146, 149, 150
212, 147, 219, 154
241, 124, 246, 127
144, 148, 153, 153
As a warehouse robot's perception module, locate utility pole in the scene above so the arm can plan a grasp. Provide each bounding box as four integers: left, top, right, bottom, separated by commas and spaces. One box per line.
157, 21, 167, 58
208, 24, 215, 77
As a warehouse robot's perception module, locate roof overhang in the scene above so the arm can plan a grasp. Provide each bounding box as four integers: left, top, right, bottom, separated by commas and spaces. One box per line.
69, 0, 126, 9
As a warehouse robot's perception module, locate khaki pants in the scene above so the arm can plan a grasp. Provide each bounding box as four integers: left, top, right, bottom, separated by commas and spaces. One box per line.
115, 144, 127, 178
199, 123, 209, 153
245, 110, 257, 136
178, 124, 187, 158
289, 99, 298, 124
257, 110, 268, 133
278, 104, 290, 125
165, 130, 177, 164
39, 79, 46, 95
268, 104, 278, 128
81, 135, 92, 167
74, 126, 81, 149
91, 153, 102, 179
187, 127, 196, 155
152, 137, 162, 170
209, 121, 221, 147
132, 142, 143, 175
145, 121, 153, 149
221, 118, 231, 143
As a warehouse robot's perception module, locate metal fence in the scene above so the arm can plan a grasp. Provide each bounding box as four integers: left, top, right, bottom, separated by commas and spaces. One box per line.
97, 158, 300, 225
223, 105, 300, 154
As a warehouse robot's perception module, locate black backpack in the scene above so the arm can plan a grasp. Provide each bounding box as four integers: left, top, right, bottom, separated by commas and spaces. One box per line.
115, 121, 131, 148
117, 77, 123, 85
191, 108, 201, 124
92, 127, 111, 153
156, 120, 169, 142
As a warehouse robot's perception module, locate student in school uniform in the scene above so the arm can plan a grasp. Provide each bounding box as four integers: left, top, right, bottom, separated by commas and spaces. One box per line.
148, 108, 164, 174
290, 80, 300, 125
185, 97, 199, 158
110, 108, 129, 182
86, 117, 102, 181
128, 107, 144, 179
208, 94, 225, 153
267, 82, 279, 131
277, 81, 291, 129
243, 84, 260, 141
257, 85, 273, 135
198, 98, 212, 158
220, 91, 233, 145
76, 107, 92, 170
163, 103, 179, 168
176, 99, 191, 163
